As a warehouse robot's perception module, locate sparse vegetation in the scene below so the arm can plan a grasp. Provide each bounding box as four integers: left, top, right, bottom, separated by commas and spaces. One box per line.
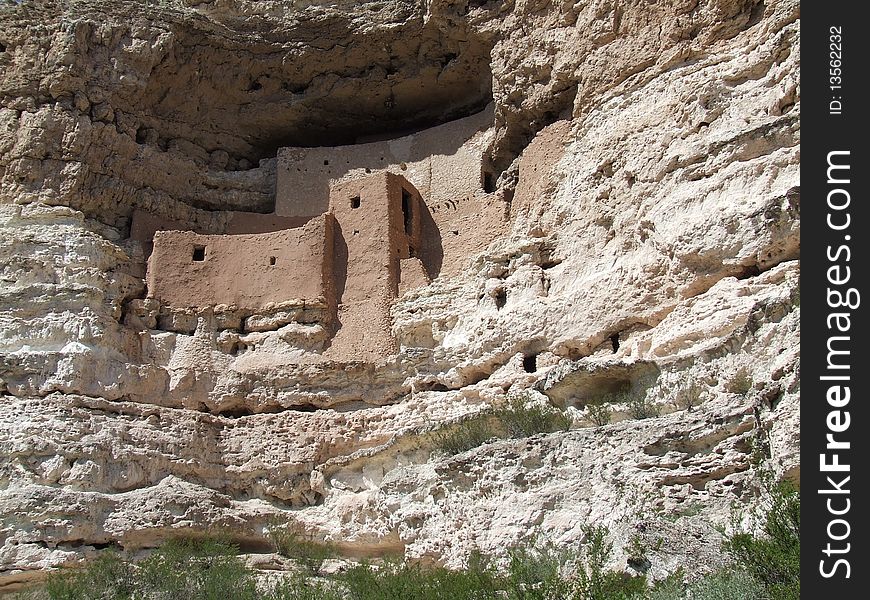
586, 399, 612, 426
269, 525, 336, 575
44, 550, 135, 600
503, 543, 574, 599
724, 368, 753, 395
44, 538, 258, 600
25, 480, 797, 600
666, 501, 703, 521
496, 394, 572, 437
431, 411, 498, 455
639, 568, 765, 600
432, 393, 571, 455
26, 530, 642, 600
625, 534, 649, 571
674, 381, 705, 411
626, 391, 660, 420
340, 555, 500, 600
724, 478, 800, 600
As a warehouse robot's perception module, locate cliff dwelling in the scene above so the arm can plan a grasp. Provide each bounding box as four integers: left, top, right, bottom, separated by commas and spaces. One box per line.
130, 108, 510, 362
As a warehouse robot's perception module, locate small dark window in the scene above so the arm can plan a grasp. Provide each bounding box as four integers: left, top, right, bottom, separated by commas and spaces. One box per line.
353, 229, 360, 235
523, 354, 538, 373
323, 159, 329, 166
0, 43, 6, 53
610, 333, 620, 353
192, 245, 206, 261
483, 170, 496, 193
269, 256, 277, 266
351, 196, 361, 209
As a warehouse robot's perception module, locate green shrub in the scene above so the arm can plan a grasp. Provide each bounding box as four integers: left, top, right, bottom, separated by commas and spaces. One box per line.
266, 573, 344, 600
667, 502, 702, 521
35, 505, 794, 600
431, 412, 498, 455
638, 568, 766, 600
687, 569, 767, 600
586, 400, 612, 426
724, 479, 799, 600
503, 543, 574, 600
596, 388, 659, 421
45, 551, 134, 600
724, 369, 753, 395
44, 539, 257, 600
625, 534, 649, 571
495, 395, 571, 437
432, 394, 570, 455
674, 381, 705, 411
627, 392, 660, 420
269, 526, 336, 576
136, 538, 258, 600
575, 525, 646, 600
340, 557, 500, 600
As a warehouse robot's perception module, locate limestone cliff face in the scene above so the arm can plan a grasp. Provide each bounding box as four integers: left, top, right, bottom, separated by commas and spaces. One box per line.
0, 0, 798, 590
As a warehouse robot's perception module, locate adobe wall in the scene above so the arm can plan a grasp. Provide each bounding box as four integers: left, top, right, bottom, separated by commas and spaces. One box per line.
275, 105, 495, 218
146, 213, 334, 311
324, 173, 424, 360
427, 191, 510, 278
130, 209, 309, 253
224, 212, 310, 234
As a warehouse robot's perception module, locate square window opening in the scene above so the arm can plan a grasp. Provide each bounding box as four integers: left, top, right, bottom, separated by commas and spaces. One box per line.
192, 245, 206, 261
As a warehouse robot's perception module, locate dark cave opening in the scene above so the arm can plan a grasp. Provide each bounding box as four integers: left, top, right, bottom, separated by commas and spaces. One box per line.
128, 23, 496, 165
523, 353, 538, 373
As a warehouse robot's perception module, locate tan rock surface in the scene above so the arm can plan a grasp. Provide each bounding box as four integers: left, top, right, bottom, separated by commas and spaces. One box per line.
0, 0, 798, 590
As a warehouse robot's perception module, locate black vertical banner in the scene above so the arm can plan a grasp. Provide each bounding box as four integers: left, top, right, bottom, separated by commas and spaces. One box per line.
803, 2, 868, 597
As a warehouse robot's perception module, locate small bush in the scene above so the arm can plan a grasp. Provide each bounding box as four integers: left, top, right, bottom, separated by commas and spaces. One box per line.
504, 543, 574, 600
627, 393, 660, 420
667, 502, 703, 521
625, 534, 649, 571
724, 368, 753, 395
724, 478, 799, 600
595, 388, 659, 421
269, 526, 336, 575
638, 568, 766, 600
341, 557, 500, 600
266, 573, 344, 600
45, 551, 134, 600
432, 412, 498, 455
586, 400, 612, 426
495, 394, 571, 437
45, 538, 258, 600
576, 525, 647, 600
674, 381, 705, 411
137, 538, 258, 600
432, 394, 571, 455
687, 569, 767, 600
